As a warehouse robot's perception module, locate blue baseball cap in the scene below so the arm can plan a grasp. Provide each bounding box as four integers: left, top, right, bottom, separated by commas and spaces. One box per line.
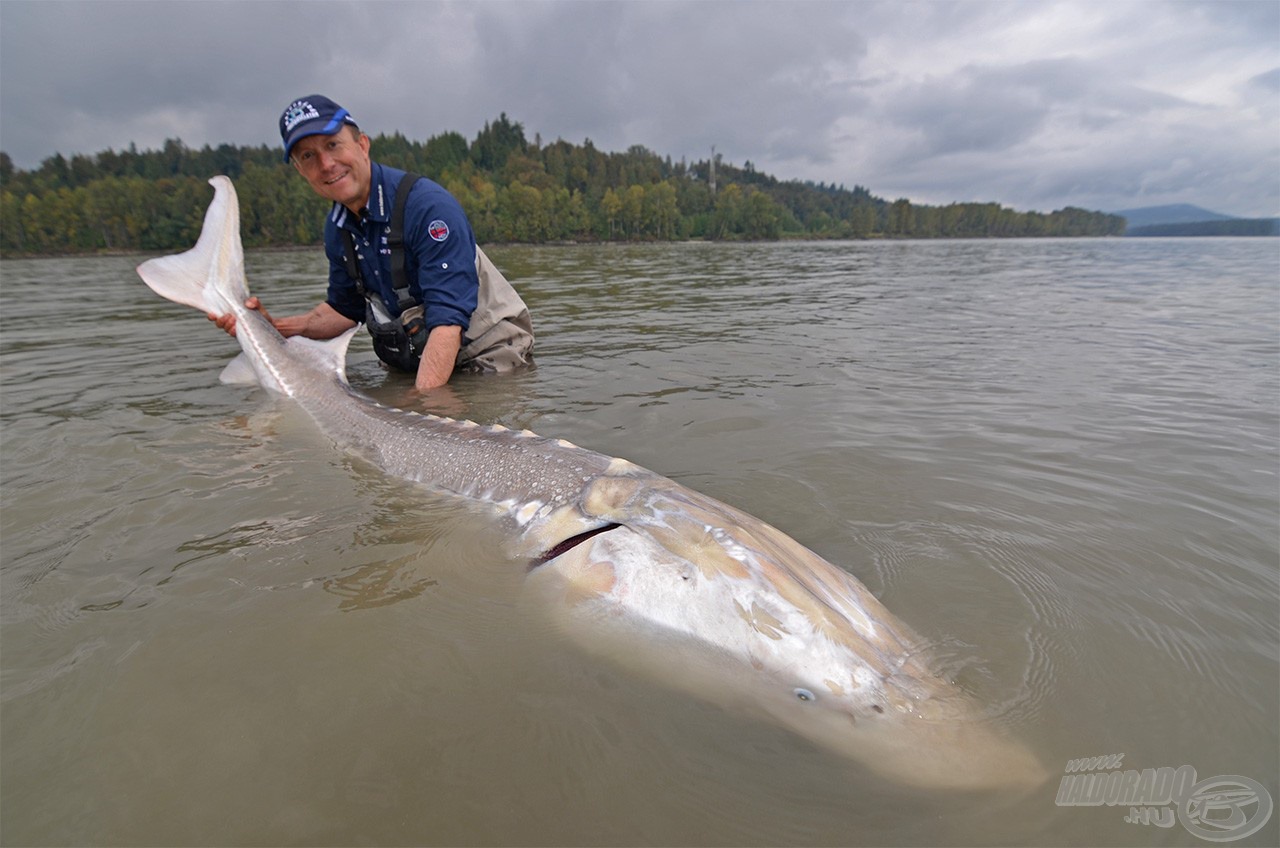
279, 95, 359, 162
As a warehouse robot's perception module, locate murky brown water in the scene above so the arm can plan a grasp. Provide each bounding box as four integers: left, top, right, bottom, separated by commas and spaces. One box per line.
2, 239, 1277, 846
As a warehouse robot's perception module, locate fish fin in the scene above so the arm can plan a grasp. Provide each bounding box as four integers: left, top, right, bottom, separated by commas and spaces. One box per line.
218, 353, 259, 385
136, 176, 245, 315
285, 327, 359, 384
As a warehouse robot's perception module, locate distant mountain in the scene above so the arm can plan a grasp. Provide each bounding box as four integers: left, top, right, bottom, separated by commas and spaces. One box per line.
1112, 204, 1235, 228
1125, 218, 1279, 238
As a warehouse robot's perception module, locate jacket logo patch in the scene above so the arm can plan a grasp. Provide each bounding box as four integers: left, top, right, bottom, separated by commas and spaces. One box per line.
428, 220, 450, 242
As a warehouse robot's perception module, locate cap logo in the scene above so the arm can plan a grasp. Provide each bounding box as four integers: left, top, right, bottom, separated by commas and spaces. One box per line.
283, 100, 321, 132
428, 220, 450, 242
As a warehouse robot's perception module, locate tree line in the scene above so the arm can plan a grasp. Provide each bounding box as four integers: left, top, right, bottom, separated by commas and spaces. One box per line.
0, 114, 1126, 256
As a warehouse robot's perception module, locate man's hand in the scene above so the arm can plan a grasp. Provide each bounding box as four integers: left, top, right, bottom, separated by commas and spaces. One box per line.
207, 297, 271, 338
208, 300, 356, 340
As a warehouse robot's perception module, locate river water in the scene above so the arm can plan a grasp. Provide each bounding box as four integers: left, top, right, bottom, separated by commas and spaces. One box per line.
1, 238, 1277, 847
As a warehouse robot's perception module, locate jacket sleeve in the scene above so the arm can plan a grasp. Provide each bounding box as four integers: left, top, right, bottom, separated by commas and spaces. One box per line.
402, 184, 480, 334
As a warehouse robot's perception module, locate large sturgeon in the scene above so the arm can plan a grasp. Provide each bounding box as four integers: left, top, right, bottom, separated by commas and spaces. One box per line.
138, 176, 1046, 791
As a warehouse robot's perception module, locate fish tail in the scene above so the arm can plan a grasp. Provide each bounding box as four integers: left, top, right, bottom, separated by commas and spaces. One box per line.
136, 176, 248, 316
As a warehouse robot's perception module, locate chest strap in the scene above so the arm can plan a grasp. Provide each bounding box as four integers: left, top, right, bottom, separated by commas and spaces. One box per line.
340, 173, 423, 313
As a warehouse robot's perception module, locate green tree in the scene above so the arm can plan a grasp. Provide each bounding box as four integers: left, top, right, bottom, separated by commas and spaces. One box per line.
621, 184, 646, 239
741, 188, 781, 239
646, 180, 680, 240
849, 202, 876, 237
711, 183, 743, 239
470, 113, 527, 172
423, 131, 468, 174
601, 187, 622, 240
497, 181, 547, 242
544, 187, 589, 240
1, 190, 25, 251
888, 198, 913, 236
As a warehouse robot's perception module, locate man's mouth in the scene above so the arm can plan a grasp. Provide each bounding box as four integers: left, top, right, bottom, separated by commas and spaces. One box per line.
324, 171, 349, 186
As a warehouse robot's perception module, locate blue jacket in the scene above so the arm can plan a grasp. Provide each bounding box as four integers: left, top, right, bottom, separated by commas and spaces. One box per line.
324, 162, 479, 335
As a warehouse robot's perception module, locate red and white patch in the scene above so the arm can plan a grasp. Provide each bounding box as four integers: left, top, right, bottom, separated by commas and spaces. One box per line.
428, 219, 450, 242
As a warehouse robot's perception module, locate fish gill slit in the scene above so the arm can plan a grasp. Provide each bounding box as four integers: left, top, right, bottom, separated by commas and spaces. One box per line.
528, 523, 623, 571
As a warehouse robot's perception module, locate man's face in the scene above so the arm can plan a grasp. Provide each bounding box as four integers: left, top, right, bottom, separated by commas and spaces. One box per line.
291, 128, 373, 214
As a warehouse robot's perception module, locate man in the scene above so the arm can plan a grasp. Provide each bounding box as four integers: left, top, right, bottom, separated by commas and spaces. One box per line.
212, 95, 533, 390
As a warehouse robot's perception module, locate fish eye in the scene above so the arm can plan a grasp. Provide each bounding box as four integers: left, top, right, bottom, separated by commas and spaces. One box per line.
793, 687, 816, 702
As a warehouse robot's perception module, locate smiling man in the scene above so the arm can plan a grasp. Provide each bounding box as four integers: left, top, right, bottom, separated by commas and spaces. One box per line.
212, 95, 533, 390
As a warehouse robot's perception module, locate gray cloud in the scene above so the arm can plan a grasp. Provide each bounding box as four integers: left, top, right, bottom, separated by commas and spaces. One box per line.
1, 0, 1276, 217
1249, 67, 1280, 94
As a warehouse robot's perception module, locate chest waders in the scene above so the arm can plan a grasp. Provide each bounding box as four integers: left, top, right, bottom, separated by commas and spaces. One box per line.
340, 173, 428, 372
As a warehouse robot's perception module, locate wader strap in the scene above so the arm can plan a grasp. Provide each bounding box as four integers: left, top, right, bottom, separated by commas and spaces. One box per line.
387, 173, 421, 312
340, 230, 365, 297
338, 172, 423, 309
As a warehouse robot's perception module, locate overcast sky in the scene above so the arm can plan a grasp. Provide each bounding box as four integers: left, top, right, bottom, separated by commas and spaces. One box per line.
2, 0, 1277, 217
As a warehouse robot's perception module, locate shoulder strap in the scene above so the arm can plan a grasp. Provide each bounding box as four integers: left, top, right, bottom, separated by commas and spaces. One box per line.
340, 229, 366, 297
388, 173, 422, 312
